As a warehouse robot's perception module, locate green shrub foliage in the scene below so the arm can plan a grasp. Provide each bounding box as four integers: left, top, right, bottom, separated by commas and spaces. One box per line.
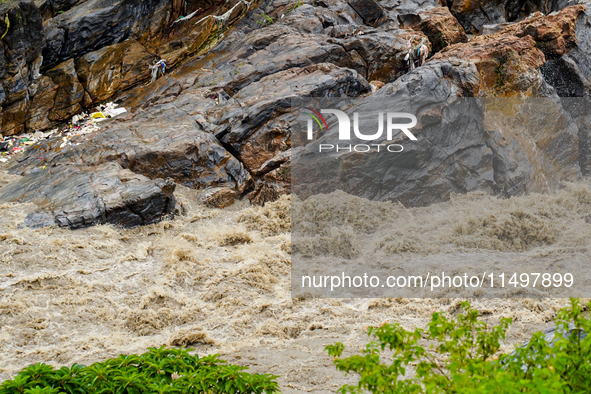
0, 347, 279, 394
327, 299, 591, 393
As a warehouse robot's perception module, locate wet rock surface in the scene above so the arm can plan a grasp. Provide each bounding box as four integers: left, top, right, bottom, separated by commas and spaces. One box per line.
414, 7, 468, 52
539, 5, 591, 96
215, 63, 370, 171
451, 0, 573, 34
76, 40, 158, 103
347, 0, 387, 26
292, 63, 494, 206
432, 33, 548, 96
0, 1, 45, 135
200, 187, 237, 208
0, 162, 176, 229
10, 104, 252, 189
0, 0, 590, 227
293, 59, 585, 206
0, 0, 252, 135
49, 0, 170, 65
432, 5, 588, 96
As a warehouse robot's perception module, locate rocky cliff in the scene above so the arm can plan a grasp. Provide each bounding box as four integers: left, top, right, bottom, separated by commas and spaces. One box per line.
0, 0, 590, 228
0, 0, 254, 135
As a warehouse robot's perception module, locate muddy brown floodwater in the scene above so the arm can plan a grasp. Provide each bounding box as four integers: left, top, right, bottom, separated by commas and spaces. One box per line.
0, 163, 587, 392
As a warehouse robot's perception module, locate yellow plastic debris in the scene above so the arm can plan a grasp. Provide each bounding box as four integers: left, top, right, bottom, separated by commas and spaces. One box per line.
91, 112, 106, 119
1, 14, 9, 41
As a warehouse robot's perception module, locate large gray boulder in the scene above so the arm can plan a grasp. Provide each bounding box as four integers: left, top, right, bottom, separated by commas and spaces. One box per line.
292, 60, 583, 206
292, 61, 497, 206
2, 102, 254, 228
215, 63, 370, 172
11, 104, 252, 192
0, 162, 176, 229
164, 62, 371, 204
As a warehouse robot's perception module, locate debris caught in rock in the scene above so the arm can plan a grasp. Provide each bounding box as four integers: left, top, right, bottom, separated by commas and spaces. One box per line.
404, 36, 429, 71
0, 102, 127, 163
149, 59, 167, 84
172, 8, 202, 24
194, 0, 251, 29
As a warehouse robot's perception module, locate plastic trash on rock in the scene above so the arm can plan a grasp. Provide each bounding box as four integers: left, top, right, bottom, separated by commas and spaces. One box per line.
0, 102, 127, 161
100, 102, 128, 118
105, 107, 127, 117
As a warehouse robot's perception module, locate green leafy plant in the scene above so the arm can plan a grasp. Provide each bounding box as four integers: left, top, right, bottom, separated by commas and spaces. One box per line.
256, 13, 275, 27
327, 299, 591, 393
286, 0, 304, 14
0, 347, 280, 394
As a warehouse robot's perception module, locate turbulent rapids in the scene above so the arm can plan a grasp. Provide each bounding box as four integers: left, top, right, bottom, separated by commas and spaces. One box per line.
1, 159, 589, 389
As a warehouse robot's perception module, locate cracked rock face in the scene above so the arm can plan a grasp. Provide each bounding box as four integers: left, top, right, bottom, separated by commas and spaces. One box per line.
215, 63, 371, 171
414, 7, 468, 52
11, 104, 252, 192
293, 63, 584, 206
450, 0, 573, 34
76, 40, 158, 103
293, 62, 496, 206
0, 0, 250, 135
432, 33, 549, 96
431, 5, 588, 97
47, 0, 171, 66
2, 103, 249, 228
0, 1, 45, 135
538, 4, 591, 96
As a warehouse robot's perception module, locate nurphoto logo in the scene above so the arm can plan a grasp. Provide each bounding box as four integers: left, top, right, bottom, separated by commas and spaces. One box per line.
302, 108, 418, 153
